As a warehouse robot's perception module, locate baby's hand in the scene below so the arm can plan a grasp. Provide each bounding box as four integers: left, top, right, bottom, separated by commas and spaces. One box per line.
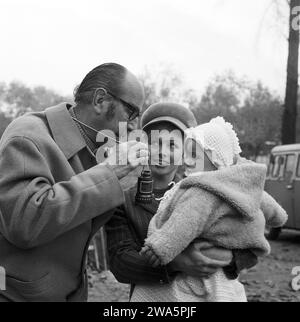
140, 245, 161, 267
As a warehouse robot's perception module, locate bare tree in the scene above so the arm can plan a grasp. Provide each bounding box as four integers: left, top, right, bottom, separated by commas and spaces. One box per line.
281, 0, 300, 144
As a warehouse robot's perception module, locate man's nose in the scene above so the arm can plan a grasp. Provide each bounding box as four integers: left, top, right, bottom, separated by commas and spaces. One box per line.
127, 120, 138, 132
127, 123, 134, 133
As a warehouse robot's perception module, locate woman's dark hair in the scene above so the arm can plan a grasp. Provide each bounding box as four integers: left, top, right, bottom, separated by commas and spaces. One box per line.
74, 63, 127, 104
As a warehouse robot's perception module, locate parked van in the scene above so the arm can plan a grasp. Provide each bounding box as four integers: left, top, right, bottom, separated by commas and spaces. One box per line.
265, 144, 300, 239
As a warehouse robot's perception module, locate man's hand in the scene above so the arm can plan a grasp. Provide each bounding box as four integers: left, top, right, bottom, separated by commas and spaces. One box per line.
168, 241, 233, 279
140, 245, 161, 268
100, 141, 149, 180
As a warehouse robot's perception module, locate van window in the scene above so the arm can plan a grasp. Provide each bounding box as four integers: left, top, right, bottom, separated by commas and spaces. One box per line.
284, 154, 296, 180
297, 156, 300, 177
267, 154, 275, 176
271, 155, 285, 178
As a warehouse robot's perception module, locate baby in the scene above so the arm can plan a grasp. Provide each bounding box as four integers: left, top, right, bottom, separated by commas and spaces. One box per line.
131, 117, 287, 302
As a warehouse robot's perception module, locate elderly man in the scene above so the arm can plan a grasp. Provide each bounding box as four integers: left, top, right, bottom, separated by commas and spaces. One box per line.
0, 63, 148, 302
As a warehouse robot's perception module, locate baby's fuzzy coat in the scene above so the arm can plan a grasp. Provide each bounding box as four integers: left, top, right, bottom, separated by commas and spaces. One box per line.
145, 160, 288, 265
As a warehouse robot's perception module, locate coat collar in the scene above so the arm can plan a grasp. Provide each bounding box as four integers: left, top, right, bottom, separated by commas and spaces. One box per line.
45, 102, 87, 160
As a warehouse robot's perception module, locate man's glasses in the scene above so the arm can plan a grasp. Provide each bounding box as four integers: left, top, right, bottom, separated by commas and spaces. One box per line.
96, 87, 140, 121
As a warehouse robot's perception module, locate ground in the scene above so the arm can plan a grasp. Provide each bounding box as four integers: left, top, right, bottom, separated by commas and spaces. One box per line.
88, 230, 300, 302
240, 230, 300, 302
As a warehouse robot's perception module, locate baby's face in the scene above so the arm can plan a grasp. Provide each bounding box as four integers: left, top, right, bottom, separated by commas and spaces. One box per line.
184, 139, 215, 175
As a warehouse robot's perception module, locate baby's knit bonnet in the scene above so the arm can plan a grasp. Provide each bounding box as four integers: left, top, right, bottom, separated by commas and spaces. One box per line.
185, 117, 242, 169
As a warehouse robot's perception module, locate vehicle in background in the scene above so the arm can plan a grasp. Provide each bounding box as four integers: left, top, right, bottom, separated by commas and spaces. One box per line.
265, 144, 300, 240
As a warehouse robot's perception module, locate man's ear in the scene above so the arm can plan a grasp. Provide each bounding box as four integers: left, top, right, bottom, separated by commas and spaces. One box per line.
93, 88, 107, 115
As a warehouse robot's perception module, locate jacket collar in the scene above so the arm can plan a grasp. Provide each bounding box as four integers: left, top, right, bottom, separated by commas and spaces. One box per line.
45, 102, 87, 160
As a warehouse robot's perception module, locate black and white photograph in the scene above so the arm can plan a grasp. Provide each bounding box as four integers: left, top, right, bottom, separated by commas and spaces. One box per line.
0, 0, 300, 306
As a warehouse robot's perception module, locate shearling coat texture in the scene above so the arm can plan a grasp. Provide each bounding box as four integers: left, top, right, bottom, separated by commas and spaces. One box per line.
145, 161, 288, 266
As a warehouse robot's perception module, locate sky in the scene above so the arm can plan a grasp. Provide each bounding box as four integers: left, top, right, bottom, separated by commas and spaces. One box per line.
0, 0, 290, 98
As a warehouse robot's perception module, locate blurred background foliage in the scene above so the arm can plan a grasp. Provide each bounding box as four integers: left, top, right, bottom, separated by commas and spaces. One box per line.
140, 65, 287, 159
0, 65, 297, 160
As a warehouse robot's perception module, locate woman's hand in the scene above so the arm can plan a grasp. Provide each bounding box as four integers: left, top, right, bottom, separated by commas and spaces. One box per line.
168, 241, 233, 278
140, 245, 162, 268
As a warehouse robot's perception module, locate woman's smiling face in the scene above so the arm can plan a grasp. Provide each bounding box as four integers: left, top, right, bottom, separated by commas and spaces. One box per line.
145, 122, 184, 177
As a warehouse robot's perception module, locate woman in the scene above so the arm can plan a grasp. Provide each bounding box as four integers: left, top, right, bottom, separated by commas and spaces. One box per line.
105, 102, 257, 300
